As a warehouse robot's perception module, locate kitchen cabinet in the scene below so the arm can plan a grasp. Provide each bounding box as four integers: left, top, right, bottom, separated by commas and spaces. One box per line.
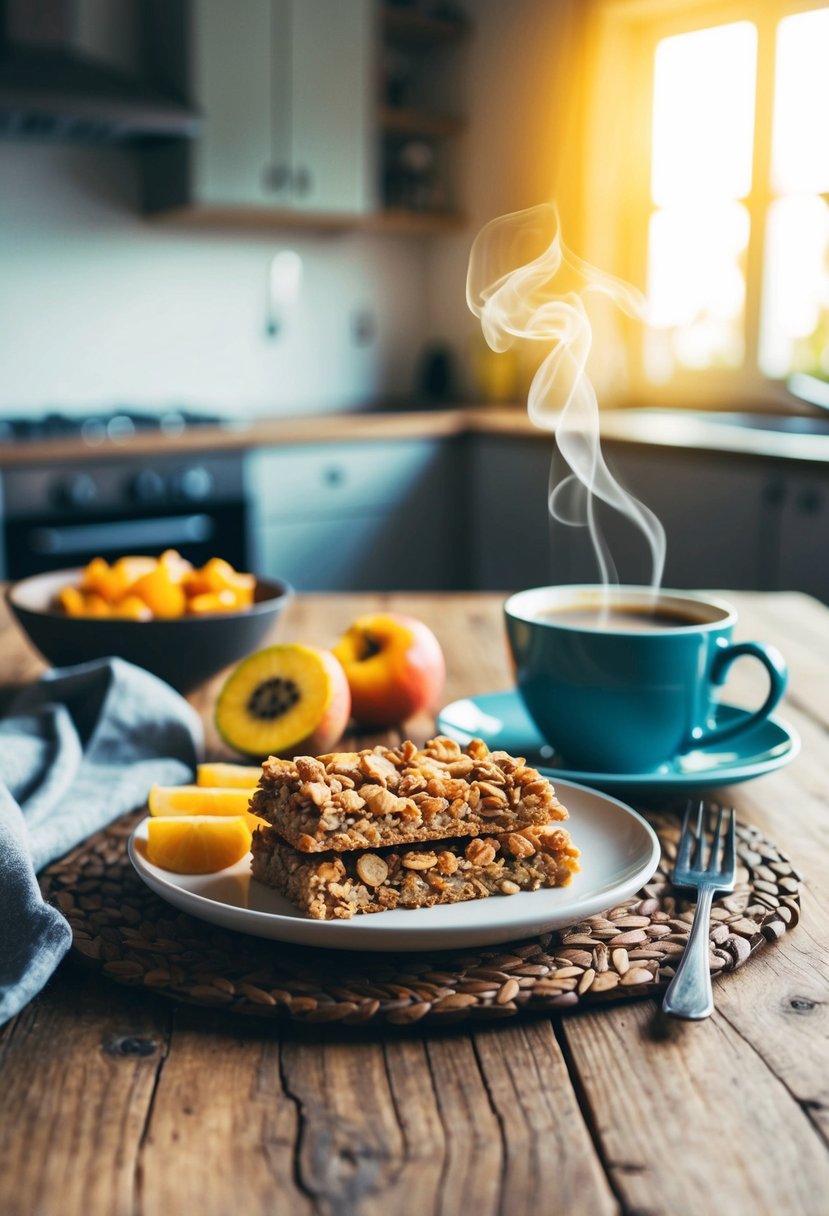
595, 444, 775, 592
773, 463, 829, 600
142, 1, 469, 232
246, 439, 462, 592
144, 0, 375, 217
467, 435, 558, 590
466, 434, 829, 601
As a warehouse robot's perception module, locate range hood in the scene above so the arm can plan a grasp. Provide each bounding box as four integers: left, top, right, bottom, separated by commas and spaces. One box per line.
0, 0, 200, 142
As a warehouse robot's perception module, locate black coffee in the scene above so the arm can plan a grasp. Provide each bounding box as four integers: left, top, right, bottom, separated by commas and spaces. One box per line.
538, 604, 704, 632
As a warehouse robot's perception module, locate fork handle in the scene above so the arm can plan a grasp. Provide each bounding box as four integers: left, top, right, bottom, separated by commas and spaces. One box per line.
662, 887, 715, 1020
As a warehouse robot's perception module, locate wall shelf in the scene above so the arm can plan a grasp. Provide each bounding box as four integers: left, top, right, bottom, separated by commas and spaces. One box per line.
379, 105, 465, 138
150, 204, 465, 236
382, 6, 469, 47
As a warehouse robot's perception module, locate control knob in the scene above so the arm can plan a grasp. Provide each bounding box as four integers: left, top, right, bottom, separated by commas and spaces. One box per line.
129, 469, 167, 504
175, 465, 213, 501
53, 473, 97, 510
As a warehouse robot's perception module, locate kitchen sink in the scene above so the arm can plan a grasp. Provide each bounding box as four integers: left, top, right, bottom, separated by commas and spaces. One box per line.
603, 407, 829, 442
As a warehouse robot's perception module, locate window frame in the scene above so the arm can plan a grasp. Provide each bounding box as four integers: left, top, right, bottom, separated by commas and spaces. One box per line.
581, 0, 828, 412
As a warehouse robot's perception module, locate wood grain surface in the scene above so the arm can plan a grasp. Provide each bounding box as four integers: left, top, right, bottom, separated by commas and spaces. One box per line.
1, 590, 827, 1216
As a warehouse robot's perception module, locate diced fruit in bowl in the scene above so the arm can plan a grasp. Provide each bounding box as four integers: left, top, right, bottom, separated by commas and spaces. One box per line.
215, 643, 351, 758
145, 815, 252, 874
7, 566, 290, 693
332, 612, 446, 727
56, 550, 257, 619
196, 762, 263, 788
184, 557, 255, 603
130, 563, 187, 618
148, 784, 260, 833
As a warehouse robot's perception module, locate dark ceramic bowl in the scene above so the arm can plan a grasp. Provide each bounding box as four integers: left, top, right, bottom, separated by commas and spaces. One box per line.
6, 568, 292, 693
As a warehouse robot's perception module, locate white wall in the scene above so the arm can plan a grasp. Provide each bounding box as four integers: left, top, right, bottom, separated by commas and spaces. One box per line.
0, 1, 585, 418
0, 144, 428, 417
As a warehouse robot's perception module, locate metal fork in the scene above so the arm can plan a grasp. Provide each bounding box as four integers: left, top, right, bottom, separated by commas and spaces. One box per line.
662, 801, 736, 1021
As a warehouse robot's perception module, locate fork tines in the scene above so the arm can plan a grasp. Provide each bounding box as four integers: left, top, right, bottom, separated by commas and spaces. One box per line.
674, 799, 736, 888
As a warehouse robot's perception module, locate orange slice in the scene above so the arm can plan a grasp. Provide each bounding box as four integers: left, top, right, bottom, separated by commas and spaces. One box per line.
131, 565, 187, 618
83, 592, 113, 617
186, 589, 241, 615
196, 763, 262, 789
58, 586, 88, 617
109, 594, 153, 621
148, 784, 259, 833
145, 815, 252, 874
185, 557, 255, 600
159, 549, 194, 584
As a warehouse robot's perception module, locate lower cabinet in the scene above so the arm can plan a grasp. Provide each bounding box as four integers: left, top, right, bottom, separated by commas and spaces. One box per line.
246, 432, 829, 600
467, 435, 829, 601
467, 435, 557, 590
590, 443, 777, 593
773, 464, 829, 601
247, 439, 461, 592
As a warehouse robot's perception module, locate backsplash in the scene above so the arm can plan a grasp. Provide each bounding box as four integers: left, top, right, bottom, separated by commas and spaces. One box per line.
0, 145, 428, 417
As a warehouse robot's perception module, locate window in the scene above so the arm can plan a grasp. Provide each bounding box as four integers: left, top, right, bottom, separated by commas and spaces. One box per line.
582, 0, 829, 410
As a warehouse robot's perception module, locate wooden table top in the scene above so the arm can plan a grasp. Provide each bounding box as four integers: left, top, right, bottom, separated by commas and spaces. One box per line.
1, 590, 827, 1216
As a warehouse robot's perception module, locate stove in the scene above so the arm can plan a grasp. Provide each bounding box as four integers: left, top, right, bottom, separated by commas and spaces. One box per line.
0, 410, 250, 579
0, 408, 231, 445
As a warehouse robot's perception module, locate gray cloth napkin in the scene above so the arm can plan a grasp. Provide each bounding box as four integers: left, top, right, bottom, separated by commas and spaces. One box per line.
0, 657, 204, 1027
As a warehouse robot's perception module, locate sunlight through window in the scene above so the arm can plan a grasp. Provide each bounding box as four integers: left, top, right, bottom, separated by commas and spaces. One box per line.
646, 22, 757, 379
760, 7, 829, 379
651, 23, 757, 206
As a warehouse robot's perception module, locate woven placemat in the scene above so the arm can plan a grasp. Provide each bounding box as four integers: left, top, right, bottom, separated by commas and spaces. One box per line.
39, 809, 801, 1026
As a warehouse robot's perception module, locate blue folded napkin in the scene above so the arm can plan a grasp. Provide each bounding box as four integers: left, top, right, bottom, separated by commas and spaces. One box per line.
0, 657, 203, 1027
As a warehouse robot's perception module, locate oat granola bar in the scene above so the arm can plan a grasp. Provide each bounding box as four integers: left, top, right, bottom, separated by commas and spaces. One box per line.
251, 823, 580, 920
249, 736, 568, 853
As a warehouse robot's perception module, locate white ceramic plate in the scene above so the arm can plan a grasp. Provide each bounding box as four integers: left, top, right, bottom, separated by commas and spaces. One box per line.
127, 780, 661, 952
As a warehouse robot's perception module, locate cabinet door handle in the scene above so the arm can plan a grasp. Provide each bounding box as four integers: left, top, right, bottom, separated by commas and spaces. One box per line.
323, 466, 345, 487
798, 487, 822, 515
263, 163, 290, 193
293, 165, 312, 197
763, 479, 786, 507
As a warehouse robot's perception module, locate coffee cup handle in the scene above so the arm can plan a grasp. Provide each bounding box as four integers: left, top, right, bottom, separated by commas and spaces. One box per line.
692, 640, 788, 750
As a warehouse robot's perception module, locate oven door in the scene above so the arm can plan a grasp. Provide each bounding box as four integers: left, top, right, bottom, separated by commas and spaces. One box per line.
3, 503, 248, 579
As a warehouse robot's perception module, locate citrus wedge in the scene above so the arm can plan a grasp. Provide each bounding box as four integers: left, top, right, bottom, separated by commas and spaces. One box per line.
145, 815, 252, 874
148, 785, 260, 833
196, 763, 262, 789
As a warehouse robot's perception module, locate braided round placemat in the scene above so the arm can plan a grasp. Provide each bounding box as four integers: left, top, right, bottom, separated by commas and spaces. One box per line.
39, 809, 801, 1027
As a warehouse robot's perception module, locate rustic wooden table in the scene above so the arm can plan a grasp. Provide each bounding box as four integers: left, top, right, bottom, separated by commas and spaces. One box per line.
1, 591, 827, 1216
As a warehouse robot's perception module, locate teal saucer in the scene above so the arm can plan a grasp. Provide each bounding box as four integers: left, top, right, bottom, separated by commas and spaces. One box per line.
435, 690, 800, 799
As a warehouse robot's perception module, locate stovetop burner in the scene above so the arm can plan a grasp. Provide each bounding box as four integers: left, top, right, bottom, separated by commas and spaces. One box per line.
0, 409, 231, 445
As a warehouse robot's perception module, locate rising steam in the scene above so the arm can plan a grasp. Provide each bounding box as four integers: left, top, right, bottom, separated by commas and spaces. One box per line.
467, 203, 665, 588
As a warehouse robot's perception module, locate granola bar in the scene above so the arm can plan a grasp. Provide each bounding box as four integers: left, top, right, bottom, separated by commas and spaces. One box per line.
249, 736, 568, 853
251, 824, 581, 920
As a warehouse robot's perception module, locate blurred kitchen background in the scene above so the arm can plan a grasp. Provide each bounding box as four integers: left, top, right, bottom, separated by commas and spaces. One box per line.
2, 0, 829, 600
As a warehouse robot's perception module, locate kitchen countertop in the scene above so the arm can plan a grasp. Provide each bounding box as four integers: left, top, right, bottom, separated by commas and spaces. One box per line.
4, 404, 829, 466
1, 589, 827, 1216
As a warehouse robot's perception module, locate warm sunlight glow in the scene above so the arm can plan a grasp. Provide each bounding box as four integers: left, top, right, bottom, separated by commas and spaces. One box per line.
771, 7, 829, 193
645, 22, 757, 381
759, 195, 829, 378
651, 23, 757, 206
645, 203, 749, 380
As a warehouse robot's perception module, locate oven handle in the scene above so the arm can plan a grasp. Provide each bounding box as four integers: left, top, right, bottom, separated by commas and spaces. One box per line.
28, 514, 214, 556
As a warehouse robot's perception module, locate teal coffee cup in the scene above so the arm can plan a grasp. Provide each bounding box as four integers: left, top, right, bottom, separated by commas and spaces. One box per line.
504, 585, 788, 773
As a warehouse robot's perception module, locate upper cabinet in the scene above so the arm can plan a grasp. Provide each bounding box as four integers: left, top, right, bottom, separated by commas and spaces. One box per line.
192, 0, 374, 215
142, 1, 469, 234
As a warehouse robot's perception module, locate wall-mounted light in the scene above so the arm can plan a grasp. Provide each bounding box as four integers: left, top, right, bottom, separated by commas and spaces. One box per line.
265, 250, 303, 338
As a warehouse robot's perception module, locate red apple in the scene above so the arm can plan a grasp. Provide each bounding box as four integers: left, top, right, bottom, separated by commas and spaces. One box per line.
332, 613, 446, 727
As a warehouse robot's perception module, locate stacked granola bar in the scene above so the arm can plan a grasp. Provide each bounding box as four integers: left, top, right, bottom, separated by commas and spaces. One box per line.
249, 735, 579, 920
